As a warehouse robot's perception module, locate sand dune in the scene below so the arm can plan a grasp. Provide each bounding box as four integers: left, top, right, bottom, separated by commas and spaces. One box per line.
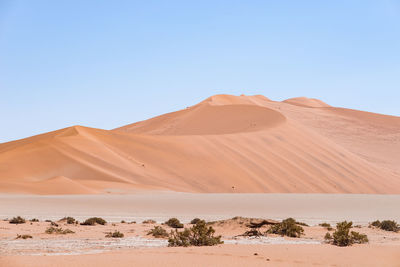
283, 97, 331, 108
0, 94, 399, 194
115, 104, 286, 135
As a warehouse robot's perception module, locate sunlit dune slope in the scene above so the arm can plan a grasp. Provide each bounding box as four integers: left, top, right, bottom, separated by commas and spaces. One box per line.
1, 94, 399, 194
283, 97, 331, 108
115, 104, 285, 135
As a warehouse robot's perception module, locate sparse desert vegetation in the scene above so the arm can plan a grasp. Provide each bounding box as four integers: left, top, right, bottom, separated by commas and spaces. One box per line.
81, 217, 107, 226
45, 226, 75, 234
147, 226, 169, 238
325, 221, 368, 246
295, 220, 309, 227
319, 222, 333, 231
142, 219, 156, 224
105, 231, 124, 238
240, 219, 277, 237
165, 217, 184, 228
168, 220, 223, 247
2, 213, 399, 267
16, 234, 32, 239
370, 220, 399, 232
9, 216, 26, 224
60, 217, 76, 224
190, 218, 201, 224
267, 218, 304, 237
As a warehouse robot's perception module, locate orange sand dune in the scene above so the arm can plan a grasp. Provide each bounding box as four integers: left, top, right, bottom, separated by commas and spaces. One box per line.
283, 96, 331, 108
1, 94, 399, 194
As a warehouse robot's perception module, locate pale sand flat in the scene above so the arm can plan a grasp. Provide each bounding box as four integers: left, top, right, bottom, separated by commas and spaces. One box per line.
2, 244, 400, 267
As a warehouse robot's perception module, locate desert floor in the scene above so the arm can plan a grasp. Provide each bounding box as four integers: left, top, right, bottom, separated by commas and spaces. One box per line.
2, 244, 400, 267
1, 193, 400, 224
1, 193, 400, 266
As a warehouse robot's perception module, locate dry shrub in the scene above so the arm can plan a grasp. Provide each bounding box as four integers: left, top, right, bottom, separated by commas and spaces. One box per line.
370, 220, 399, 232
9, 216, 26, 224
59, 217, 75, 224
326, 221, 368, 246
81, 217, 107, 226
267, 218, 304, 237
45, 227, 75, 234
105, 231, 124, 238
142, 219, 156, 224
165, 218, 184, 228
190, 218, 201, 224
16, 234, 32, 239
168, 220, 223, 247
147, 226, 169, 238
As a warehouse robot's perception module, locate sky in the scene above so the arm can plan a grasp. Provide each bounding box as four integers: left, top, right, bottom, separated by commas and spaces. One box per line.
1, 0, 399, 143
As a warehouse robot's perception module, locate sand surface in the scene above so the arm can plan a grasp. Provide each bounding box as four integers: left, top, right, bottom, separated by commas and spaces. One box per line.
1, 217, 399, 267
1, 94, 399, 194
1, 94, 400, 265
2, 244, 400, 267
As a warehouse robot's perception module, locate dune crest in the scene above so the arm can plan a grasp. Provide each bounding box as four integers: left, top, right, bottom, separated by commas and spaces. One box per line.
283, 97, 331, 108
116, 104, 286, 135
1, 94, 399, 194
199, 94, 272, 106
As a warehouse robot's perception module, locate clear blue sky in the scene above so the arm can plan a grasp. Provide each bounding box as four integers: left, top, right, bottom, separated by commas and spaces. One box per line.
1, 0, 399, 142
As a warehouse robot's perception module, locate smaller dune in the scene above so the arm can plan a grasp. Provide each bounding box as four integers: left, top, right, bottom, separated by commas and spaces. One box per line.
283, 97, 331, 108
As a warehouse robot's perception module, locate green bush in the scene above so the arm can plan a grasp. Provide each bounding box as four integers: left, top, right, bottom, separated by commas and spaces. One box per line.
319, 223, 331, 228
266, 218, 304, 238
168, 220, 223, 247
370, 220, 399, 232
295, 221, 309, 227
66, 217, 76, 224
332, 221, 353, 246
105, 231, 124, 238
324, 232, 332, 241
370, 220, 381, 227
9, 216, 26, 224
16, 234, 32, 239
190, 218, 201, 224
59, 217, 76, 224
142, 219, 156, 224
165, 218, 184, 228
327, 221, 368, 246
45, 227, 75, 234
147, 226, 169, 238
81, 217, 107, 226
380, 220, 399, 232
350, 231, 369, 244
